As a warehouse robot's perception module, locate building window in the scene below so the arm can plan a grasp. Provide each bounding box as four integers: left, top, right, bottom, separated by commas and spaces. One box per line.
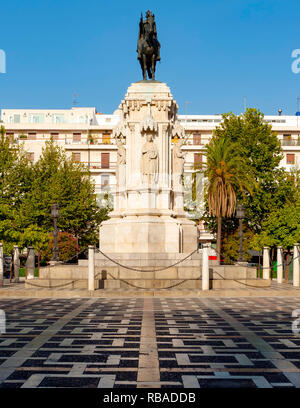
30, 114, 44, 124
193, 132, 201, 145
286, 154, 295, 165
194, 153, 203, 168
282, 134, 292, 146
72, 152, 81, 163
101, 152, 110, 169
73, 133, 81, 143
102, 133, 111, 144
28, 133, 36, 140
13, 114, 20, 123
101, 175, 110, 190
53, 114, 64, 124
50, 132, 59, 140
26, 152, 34, 162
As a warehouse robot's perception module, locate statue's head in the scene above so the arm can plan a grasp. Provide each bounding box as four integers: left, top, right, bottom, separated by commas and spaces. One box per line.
146, 133, 153, 142
146, 10, 152, 18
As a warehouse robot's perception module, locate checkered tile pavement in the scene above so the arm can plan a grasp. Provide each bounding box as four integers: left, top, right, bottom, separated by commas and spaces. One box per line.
0, 297, 299, 388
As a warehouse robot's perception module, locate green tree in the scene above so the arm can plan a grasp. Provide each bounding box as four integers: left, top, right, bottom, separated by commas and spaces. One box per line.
41, 231, 80, 262
201, 108, 299, 262
204, 135, 254, 262
222, 227, 254, 264
19, 140, 109, 248
252, 202, 300, 249
0, 126, 33, 253
252, 169, 300, 249
214, 108, 283, 232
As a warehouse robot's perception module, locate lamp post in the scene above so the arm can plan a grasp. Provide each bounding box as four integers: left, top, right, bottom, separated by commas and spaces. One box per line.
51, 203, 59, 262
236, 204, 245, 262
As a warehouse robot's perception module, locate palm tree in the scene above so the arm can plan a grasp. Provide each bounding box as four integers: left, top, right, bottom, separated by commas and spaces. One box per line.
204, 135, 254, 263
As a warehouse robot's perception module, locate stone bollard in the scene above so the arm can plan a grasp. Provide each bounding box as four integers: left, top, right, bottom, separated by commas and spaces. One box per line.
13, 245, 20, 283
293, 243, 300, 287
202, 244, 210, 291
88, 245, 95, 291
263, 247, 270, 279
26, 247, 35, 280
277, 246, 283, 284
0, 243, 3, 286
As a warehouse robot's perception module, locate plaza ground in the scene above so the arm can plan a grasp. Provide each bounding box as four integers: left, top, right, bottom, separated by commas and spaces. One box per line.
0, 296, 300, 388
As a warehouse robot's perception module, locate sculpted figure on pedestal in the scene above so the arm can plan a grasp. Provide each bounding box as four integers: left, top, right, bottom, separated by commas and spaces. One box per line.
116, 138, 126, 187
141, 134, 158, 184
117, 138, 126, 165
172, 138, 185, 187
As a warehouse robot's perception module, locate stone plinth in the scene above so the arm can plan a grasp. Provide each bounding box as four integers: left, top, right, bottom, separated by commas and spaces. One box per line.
100, 216, 196, 253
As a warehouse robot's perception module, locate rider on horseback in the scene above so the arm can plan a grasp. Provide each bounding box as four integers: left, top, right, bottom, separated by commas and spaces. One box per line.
137, 10, 161, 62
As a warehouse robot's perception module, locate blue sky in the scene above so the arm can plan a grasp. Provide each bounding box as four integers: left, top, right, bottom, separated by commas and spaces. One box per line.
0, 0, 300, 115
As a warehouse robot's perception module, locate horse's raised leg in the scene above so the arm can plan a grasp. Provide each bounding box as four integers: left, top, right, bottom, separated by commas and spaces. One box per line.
152, 56, 156, 80
142, 54, 147, 80
147, 63, 152, 80
139, 59, 145, 80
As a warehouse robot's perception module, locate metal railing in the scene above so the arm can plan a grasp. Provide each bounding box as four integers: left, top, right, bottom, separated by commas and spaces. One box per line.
281, 139, 300, 146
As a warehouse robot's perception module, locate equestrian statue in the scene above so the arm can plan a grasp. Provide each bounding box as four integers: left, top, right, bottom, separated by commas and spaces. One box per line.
137, 10, 161, 81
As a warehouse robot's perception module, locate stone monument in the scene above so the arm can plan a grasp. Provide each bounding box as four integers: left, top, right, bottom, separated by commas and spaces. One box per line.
24, 11, 269, 293
100, 10, 197, 254
100, 81, 198, 253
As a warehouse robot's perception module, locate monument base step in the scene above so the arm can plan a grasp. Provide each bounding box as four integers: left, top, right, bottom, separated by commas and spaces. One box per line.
25, 277, 270, 290
25, 257, 270, 291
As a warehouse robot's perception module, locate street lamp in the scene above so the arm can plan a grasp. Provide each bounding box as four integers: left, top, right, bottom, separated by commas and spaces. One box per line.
51, 203, 59, 262
236, 204, 245, 262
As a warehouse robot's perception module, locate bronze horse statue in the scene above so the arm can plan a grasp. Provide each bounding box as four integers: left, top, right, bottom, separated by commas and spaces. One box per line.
137, 10, 161, 81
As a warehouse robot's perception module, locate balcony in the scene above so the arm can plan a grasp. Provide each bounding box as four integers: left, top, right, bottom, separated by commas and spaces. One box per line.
81, 162, 116, 172
281, 139, 300, 146
65, 138, 113, 145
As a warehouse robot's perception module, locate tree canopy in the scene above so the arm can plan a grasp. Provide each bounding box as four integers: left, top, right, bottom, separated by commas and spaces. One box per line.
201, 108, 298, 259
0, 129, 109, 256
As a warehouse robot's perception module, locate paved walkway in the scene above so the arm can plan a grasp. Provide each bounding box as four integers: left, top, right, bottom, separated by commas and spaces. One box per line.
0, 297, 299, 388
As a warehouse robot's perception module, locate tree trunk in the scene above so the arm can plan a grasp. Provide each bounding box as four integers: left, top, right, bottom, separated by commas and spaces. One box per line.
76, 236, 79, 262
217, 215, 222, 264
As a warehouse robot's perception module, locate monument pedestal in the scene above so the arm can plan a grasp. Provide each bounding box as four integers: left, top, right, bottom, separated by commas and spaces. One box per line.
100, 216, 197, 253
